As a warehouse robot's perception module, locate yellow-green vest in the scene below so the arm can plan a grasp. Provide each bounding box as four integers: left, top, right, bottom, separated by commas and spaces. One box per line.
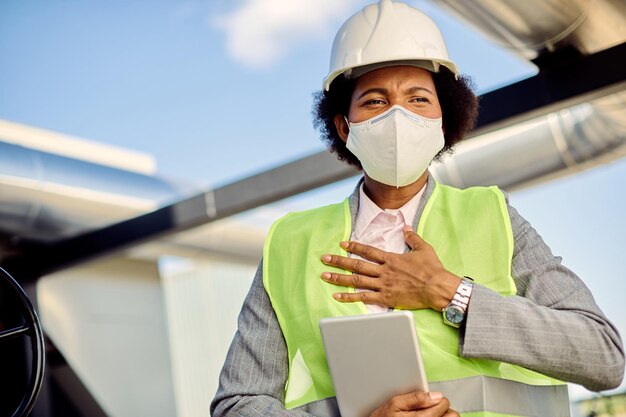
263, 182, 569, 417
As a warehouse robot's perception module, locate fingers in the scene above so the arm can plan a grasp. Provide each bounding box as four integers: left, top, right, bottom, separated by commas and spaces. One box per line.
321, 271, 382, 291
404, 394, 451, 417
371, 391, 453, 417
340, 240, 388, 263
331, 290, 384, 305
403, 225, 428, 251
321, 254, 380, 277
392, 391, 443, 411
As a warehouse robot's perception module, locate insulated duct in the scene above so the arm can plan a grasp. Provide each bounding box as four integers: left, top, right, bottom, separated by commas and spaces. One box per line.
0, 139, 186, 245
427, 0, 626, 186
432, 92, 626, 189
431, 0, 626, 59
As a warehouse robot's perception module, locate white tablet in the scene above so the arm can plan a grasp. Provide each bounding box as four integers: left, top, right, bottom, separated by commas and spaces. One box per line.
319, 311, 429, 417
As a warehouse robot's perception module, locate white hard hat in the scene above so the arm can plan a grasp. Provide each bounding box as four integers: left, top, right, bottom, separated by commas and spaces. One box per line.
323, 0, 459, 91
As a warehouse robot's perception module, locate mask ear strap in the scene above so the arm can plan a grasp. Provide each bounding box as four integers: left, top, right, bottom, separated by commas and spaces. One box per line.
344, 115, 350, 126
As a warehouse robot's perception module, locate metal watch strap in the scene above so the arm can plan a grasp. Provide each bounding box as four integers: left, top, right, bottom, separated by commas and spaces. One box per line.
442, 277, 474, 327
452, 277, 474, 309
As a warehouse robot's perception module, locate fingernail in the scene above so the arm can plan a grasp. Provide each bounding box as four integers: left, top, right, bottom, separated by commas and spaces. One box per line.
403, 225, 412, 232
339, 241, 349, 249
322, 255, 331, 262
429, 392, 443, 402
333, 293, 342, 300
321, 272, 331, 279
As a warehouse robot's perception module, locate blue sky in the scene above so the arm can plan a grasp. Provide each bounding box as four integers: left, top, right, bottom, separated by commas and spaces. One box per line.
1, 0, 625, 398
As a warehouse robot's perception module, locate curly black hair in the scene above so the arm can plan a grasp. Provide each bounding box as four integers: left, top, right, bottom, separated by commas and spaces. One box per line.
312, 66, 479, 169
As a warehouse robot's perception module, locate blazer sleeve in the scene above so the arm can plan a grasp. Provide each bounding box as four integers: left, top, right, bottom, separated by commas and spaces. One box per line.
210, 260, 316, 417
460, 200, 625, 392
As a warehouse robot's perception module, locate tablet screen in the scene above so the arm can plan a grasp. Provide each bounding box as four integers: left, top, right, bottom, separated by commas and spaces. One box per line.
320, 311, 429, 417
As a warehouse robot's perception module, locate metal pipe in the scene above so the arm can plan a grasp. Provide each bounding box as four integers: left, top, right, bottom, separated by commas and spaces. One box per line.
431, 0, 626, 59
432, 92, 626, 190
0, 142, 187, 243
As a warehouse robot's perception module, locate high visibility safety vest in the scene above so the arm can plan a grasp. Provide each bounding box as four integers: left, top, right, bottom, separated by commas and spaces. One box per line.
263, 182, 570, 417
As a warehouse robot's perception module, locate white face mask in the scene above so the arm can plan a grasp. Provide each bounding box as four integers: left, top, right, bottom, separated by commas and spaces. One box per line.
345, 105, 445, 187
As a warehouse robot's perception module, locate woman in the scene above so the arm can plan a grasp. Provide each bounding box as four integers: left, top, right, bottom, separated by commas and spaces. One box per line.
211, 1, 624, 416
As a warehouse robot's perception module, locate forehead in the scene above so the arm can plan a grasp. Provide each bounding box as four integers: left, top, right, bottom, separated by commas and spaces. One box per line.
353, 65, 436, 91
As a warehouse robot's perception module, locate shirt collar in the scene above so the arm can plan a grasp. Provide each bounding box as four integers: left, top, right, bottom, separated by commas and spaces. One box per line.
353, 181, 426, 239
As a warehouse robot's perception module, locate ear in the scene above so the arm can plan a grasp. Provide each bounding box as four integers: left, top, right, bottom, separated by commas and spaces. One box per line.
333, 114, 350, 143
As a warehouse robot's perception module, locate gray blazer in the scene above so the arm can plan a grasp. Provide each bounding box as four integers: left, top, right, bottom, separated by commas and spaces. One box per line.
211, 178, 625, 417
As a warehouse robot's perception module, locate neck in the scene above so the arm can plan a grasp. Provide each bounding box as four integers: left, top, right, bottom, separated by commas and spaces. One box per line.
363, 171, 429, 210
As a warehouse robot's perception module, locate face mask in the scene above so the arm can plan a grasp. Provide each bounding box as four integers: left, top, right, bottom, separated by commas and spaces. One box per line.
345, 105, 444, 187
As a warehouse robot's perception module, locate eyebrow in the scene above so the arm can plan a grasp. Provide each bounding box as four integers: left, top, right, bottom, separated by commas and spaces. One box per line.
405, 86, 434, 96
356, 88, 388, 100
356, 86, 434, 100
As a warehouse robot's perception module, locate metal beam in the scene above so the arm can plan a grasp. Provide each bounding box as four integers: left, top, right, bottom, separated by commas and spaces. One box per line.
3, 42, 625, 279
473, 42, 626, 136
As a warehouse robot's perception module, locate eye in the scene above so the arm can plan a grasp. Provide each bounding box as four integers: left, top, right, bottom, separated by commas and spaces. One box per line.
410, 96, 431, 104
363, 98, 387, 106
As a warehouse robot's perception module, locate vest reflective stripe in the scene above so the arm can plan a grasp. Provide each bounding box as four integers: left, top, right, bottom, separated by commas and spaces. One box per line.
264, 181, 567, 415
431, 376, 570, 417
294, 396, 340, 417
294, 377, 570, 417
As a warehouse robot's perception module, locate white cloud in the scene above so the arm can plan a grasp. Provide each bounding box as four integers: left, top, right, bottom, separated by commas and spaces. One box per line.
212, 0, 364, 68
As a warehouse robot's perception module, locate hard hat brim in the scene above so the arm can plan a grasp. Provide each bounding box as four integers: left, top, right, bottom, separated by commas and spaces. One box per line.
323, 58, 459, 91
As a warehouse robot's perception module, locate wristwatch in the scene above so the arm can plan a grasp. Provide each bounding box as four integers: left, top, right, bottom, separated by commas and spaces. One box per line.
442, 277, 474, 328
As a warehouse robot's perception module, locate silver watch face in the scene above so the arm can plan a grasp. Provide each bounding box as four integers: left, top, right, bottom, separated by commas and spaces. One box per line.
444, 305, 465, 324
